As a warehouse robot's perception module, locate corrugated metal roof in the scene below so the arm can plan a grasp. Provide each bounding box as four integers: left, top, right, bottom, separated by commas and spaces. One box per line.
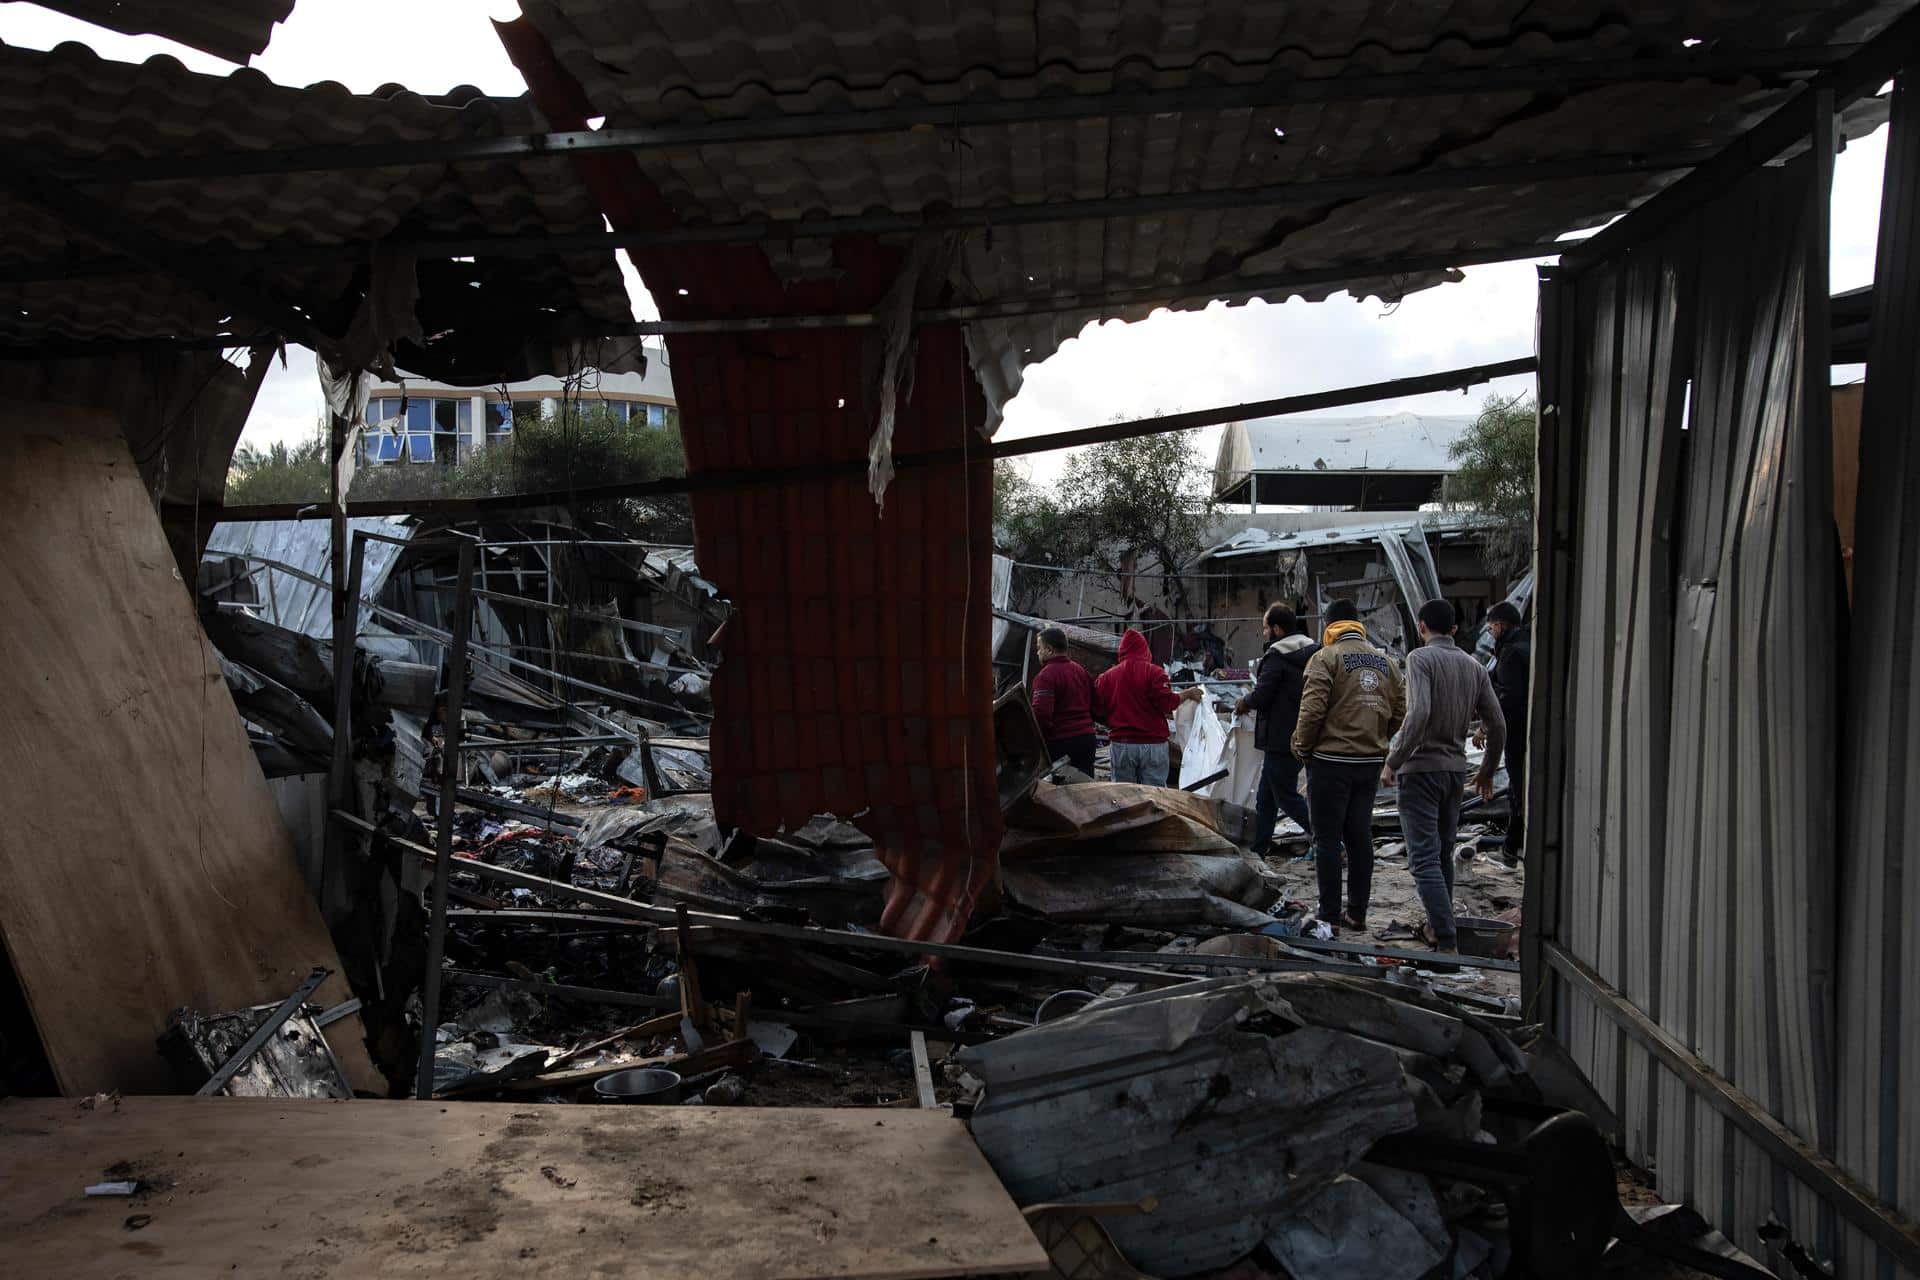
31, 0, 292, 64
0, 39, 633, 382
204, 517, 413, 638
515, 0, 1908, 420
1198, 512, 1486, 561
1219, 411, 1473, 480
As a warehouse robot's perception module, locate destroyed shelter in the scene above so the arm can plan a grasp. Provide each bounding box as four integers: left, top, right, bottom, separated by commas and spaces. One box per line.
0, 2, 1918, 1278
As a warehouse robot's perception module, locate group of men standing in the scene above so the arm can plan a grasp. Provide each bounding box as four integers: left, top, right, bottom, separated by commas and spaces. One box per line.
1033, 596, 1531, 954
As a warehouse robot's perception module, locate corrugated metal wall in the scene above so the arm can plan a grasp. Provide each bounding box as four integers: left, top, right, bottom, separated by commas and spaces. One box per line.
1839, 73, 1920, 1272
1540, 80, 1920, 1276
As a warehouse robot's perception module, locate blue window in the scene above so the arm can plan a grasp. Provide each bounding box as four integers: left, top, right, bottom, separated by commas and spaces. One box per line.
486, 401, 513, 444
647, 403, 667, 427
406, 399, 435, 462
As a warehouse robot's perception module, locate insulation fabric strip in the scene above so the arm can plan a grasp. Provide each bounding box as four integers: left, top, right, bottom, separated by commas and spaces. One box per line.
500, 18, 1003, 944
1550, 152, 1854, 1268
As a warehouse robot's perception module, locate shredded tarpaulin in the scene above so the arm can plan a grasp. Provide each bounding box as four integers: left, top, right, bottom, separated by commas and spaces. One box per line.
315, 357, 368, 502
866, 234, 959, 509
338, 243, 425, 381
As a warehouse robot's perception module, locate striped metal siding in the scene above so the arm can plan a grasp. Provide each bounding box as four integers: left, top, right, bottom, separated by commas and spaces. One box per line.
1840, 74, 1920, 1268
1549, 150, 1863, 1269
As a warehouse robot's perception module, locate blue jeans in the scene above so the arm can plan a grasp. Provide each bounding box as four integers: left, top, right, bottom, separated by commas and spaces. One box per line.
1109, 741, 1170, 786
1398, 770, 1464, 947
1252, 750, 1312, 852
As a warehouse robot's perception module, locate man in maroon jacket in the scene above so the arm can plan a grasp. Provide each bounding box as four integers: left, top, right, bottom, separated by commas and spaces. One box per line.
1030, 626, 1098, 775
1094, 627, 1203, 786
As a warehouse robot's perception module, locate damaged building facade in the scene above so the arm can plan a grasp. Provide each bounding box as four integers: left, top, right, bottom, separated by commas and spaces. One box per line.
0, 2, 1917, 1278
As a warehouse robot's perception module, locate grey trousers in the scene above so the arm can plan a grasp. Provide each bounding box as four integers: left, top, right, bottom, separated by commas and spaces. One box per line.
1398, 769, 1464, 947
1110, 741, 1170, 787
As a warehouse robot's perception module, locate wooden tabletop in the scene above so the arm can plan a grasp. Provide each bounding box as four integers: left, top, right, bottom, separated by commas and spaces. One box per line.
0, 1096, 1047, 1279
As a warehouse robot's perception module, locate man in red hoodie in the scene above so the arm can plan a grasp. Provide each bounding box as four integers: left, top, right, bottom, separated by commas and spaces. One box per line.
1030, 626, 1097, 775
1095, 627, 1203, 786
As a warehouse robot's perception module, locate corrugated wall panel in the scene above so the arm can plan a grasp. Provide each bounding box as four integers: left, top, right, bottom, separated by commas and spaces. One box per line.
1840, 71, 1920, 1271
1548, 146, 1874, 1269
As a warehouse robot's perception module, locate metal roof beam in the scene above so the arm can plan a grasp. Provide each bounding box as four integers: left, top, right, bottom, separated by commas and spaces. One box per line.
0, 236, 1575, 357
0, 151, 1700, 285
1563, 5, 1920, 270
37, 48, 1850, 185
211, 354, 1539, 522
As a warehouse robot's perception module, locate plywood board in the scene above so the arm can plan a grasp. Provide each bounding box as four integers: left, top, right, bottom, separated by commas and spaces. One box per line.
0, 407, 377, 1094
0, 1097, 1048, 1278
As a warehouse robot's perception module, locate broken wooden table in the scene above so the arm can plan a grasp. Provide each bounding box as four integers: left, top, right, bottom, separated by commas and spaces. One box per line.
0, 1096, 1048, 1278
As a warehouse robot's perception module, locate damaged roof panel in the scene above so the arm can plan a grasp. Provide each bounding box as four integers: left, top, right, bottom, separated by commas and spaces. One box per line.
0, 39, 635, 383
515, 0, 1908, 420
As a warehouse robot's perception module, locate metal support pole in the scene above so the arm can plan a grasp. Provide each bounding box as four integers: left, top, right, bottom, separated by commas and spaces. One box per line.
322, 530, 369, 915
415, 540, 476, 1100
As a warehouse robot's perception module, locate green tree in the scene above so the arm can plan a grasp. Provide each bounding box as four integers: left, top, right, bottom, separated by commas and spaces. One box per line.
993, 427, 1215, 616
224, 403, 691, 541
1444, 392, 1538, 577
225, 432, 330, 505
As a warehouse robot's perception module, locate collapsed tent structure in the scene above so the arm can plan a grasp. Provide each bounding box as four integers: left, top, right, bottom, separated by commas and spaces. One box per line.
0, 1, 1918, 1277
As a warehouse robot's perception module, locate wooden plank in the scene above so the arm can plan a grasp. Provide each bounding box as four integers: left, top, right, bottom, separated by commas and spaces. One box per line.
0, 1096, 1048, 1278
910, 1031, 937, 1110
0, 406, 378, 1095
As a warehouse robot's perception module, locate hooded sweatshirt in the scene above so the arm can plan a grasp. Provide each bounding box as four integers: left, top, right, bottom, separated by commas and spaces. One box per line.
1243, 632, 1318, 752
1094, 629, 1182, 744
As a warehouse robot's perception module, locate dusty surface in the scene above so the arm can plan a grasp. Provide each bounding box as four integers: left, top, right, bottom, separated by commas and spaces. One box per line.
1262, 817, 1526, 1005
0, 1096, 1046, 1279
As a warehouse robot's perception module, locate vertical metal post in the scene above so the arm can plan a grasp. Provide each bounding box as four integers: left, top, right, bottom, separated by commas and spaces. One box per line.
1520, 266, 1578, 1027
415, 539, 476, 1100
323, 531, 369, 911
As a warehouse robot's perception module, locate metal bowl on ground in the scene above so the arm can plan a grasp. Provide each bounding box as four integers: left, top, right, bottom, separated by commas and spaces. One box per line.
592, 1067, 683, 1104
1455, 915, 1518, 959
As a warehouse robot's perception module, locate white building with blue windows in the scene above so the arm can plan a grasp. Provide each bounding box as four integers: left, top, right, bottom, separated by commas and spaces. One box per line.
361, 342, 677, 466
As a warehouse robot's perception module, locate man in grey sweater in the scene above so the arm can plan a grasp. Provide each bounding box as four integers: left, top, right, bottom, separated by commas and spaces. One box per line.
1384, 599, 1506, 952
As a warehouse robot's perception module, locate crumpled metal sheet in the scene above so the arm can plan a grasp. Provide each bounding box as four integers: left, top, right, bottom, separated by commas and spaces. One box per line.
1263, 1175, 1444, 1280
960, 975, 1420, 1276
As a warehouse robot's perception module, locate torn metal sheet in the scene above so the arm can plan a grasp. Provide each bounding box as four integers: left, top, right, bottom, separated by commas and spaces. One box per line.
960, 976, 1419, 1276
1262, 1174, 1444, 1280
999, 848, 1276, 929
158, 1002, 351, 1100
203, 517, 412, 640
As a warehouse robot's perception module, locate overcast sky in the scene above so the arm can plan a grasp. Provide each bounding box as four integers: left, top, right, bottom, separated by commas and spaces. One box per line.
1, 0, 1888, 480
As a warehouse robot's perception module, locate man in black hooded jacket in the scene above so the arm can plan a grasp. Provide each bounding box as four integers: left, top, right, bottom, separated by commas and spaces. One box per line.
1236, 604, 1318, 856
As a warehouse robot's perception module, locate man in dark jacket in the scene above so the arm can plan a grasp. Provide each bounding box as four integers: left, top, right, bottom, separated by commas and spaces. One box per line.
1235, 604, 1318, 855
1094, 627, 1203, 786
1484, 601, 1531, 867
1030, 626, 1097, 775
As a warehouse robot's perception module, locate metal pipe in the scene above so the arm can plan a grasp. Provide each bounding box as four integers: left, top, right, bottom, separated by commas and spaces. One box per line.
415, 540, 475, 1101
